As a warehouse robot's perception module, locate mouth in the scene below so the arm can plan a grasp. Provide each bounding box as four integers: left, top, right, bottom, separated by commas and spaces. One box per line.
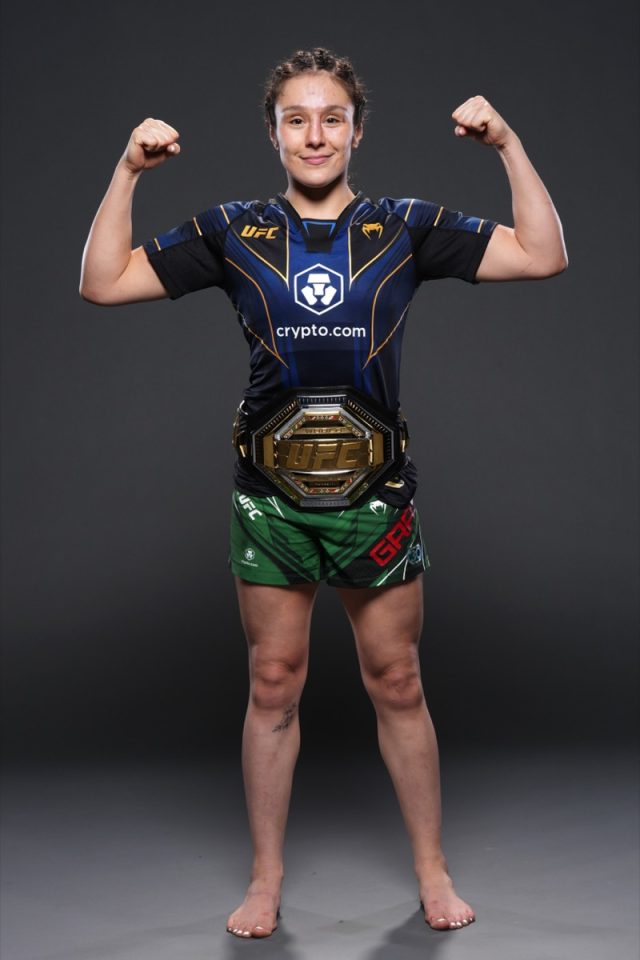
300, 155, 332, 165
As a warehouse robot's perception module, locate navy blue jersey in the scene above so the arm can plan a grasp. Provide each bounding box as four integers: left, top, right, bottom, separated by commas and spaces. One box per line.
143, 193, 497, 503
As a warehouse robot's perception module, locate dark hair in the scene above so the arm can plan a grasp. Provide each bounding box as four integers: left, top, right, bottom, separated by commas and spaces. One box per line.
263, 48, 367, 131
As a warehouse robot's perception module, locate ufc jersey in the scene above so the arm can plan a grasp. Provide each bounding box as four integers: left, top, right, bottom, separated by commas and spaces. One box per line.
143, 192, 497, 503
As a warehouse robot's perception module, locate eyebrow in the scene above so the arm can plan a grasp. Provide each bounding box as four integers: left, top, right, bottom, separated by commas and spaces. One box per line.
280, 104, 349, 113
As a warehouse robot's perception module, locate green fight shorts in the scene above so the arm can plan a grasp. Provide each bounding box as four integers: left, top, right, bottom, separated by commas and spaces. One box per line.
229, 490, 430, 588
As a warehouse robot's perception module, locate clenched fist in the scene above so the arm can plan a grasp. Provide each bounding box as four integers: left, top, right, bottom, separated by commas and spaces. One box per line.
120, 118, 181, 174
451, 96, 512, 148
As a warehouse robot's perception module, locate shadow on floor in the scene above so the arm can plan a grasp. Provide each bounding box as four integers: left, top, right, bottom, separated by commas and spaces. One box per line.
359, 904, 451, 960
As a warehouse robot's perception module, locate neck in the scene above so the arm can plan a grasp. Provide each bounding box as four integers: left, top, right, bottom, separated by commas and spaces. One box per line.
283, 177, 356, 219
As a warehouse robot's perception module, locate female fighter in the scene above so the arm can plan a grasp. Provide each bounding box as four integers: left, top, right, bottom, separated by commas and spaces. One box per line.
79, 48, 567, 938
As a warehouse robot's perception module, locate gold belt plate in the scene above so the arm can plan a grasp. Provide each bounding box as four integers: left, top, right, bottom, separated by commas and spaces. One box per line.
250, 392, 401, 508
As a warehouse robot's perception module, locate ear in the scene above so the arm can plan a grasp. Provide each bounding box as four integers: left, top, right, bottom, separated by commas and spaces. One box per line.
352, 123, 364, 149
268, 125, 279, 151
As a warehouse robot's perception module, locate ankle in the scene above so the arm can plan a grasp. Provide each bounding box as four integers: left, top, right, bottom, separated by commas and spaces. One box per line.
415, 853, 449, 878
250, 864, 284, 884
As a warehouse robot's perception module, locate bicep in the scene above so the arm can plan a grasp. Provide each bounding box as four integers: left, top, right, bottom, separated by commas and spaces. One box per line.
475, 224, 536, 282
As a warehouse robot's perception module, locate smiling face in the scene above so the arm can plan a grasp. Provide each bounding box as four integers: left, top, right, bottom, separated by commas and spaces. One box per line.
271, 71, 363, 191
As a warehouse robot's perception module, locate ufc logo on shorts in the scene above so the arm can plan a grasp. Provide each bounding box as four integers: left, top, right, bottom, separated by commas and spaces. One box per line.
369, 505, 415, 567
238, 494, 263, 519
294, 263, 344, 316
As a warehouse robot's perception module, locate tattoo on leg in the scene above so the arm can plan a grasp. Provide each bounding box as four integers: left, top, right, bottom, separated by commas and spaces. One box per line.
272, 702, 297, 732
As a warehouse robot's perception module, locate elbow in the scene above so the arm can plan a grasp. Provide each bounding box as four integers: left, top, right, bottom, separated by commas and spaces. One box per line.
79, 286, 100, 304
529, 251, 569, 279
79, 283, 113, 305
548, 252, 569, 277
545, 237, 569, 277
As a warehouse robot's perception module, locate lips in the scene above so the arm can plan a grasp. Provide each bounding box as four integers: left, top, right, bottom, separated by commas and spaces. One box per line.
301, 155, 332, 165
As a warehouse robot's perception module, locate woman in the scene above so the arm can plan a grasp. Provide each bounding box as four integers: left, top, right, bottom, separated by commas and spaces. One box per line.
80, 48, 567, 938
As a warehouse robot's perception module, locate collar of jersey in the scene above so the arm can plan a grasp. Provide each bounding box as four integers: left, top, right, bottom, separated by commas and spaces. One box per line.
275, 191, 364, 235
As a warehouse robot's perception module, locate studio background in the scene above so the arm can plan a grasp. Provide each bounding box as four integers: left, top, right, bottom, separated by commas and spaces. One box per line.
1, 3, 638, 959
1, 0, 637, 766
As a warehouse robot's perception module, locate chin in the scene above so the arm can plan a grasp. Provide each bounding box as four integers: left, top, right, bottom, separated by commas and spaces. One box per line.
293, 166, 344, 190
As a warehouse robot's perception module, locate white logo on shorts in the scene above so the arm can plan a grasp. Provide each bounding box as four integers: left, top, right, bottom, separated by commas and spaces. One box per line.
238, 494, 263, 520
244, 548, 256, 561
294, 263, 344, 316
369, 500, 387, 515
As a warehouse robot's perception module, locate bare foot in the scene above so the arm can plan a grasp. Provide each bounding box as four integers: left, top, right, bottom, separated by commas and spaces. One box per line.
226, 877, 282, 939
418, 862, 476, 931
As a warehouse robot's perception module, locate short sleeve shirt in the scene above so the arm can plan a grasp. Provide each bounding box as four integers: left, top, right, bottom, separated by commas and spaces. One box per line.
143, 193, 497, 501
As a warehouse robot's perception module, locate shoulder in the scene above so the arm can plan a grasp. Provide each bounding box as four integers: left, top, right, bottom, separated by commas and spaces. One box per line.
374, 197, 491, 235
374, 197, 443, 228
196, 199, 266, 233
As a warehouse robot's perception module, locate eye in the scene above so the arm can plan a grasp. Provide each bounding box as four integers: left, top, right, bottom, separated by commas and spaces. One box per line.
325, 116, 341, 124
288, 117, 304, 126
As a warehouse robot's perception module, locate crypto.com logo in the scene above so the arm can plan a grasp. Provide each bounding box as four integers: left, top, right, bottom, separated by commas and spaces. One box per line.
293, 263, 344, 316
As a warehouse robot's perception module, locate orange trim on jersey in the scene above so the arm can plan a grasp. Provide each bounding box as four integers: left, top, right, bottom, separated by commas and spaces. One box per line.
225, 257, 288, 367
350, 223, 406, 287
364, 253, 413, 367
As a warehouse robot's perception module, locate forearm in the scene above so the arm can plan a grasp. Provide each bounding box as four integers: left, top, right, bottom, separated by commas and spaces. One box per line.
496, 132, 567, 271
79, 161, 142, 298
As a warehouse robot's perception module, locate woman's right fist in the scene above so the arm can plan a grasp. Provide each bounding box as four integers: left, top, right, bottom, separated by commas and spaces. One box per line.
120, 118, 181, 173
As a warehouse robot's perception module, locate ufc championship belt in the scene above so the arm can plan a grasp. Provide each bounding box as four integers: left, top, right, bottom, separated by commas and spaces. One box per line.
232, 387, 409, 510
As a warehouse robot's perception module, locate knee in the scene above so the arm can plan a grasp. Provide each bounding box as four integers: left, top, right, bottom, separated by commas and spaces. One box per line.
250, 657, 305, 711
364, 660, 424, 711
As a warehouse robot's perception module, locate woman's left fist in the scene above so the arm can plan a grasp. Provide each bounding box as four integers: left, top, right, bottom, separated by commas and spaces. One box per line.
451, 96, 511, 147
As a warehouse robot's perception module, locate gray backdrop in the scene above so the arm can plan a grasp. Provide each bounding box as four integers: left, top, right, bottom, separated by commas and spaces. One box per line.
1, 0, 637, 763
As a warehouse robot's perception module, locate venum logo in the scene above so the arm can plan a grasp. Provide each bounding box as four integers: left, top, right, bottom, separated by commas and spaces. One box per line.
294, 263, 344, 316
362, 222, 383, 239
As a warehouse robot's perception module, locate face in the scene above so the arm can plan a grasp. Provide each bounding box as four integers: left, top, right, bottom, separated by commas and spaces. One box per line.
271, 71, 363, 189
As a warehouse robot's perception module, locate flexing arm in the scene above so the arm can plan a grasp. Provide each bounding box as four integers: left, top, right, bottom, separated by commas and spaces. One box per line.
79, 118, 181, 304
451, 96, 568, 281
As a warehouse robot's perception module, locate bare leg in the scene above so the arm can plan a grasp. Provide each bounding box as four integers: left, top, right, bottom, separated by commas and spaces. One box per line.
339, 576, 475, 931
226, 578, 319, 938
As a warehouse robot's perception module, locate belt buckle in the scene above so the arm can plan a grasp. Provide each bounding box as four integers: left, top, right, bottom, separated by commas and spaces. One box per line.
249, 388, 402, 509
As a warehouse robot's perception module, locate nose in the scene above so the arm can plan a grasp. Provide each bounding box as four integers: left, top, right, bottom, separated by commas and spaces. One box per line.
306, 116, 325, 148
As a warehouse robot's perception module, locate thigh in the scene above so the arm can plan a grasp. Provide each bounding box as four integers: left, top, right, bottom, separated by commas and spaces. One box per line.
235, 578, 320, 675
337, 576, 424, 677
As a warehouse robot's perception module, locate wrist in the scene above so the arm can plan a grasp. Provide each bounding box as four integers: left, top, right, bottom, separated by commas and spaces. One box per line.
115, 157, 144, 183
494, 128, 521, 154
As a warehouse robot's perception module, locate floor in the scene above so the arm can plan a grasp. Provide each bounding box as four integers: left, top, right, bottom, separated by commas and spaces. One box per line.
1, 747, 637, 960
